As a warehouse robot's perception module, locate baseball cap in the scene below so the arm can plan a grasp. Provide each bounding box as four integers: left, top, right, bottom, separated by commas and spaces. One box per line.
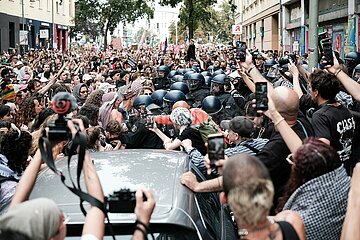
220, 116, 254, 138
15, 61, 23, 66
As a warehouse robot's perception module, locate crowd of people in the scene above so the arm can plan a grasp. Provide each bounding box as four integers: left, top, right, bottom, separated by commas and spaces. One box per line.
0, 41, 360, 239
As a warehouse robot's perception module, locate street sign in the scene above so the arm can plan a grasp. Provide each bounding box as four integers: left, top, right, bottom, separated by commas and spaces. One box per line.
40, 29, 49, 39
19, 30, 28, 45
232, 25, 242, 35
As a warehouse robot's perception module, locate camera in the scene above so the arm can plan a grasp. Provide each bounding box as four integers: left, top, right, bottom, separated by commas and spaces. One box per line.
47, 92, 77, 141
105, 188, 147, 213
277, 54, 297, 66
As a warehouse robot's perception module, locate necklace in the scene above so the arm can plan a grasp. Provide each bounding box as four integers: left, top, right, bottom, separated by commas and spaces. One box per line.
238, 217, 275, 239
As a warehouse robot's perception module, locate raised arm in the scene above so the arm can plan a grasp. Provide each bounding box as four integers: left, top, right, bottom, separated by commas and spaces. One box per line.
66, 120, 105, 239
326, 55, 360, 102
341, 163, 360, 240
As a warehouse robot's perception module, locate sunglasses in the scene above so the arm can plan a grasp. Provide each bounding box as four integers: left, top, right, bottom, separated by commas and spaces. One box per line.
80, 90, 88, 94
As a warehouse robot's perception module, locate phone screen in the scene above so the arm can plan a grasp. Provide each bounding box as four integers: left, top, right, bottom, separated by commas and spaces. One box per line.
208, 133, 225, 167
322, 45, 333, 66
255, 82, 268, 111
236, 41, 247, 62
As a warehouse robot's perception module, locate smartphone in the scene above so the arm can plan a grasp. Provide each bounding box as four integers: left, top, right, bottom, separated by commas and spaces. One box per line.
317, 32, 328, 54
320, 39, 333, 66
235, 41, 247, 62
322, 45, 334, 66
255, 82, 268, 111
207, 133, 225, 168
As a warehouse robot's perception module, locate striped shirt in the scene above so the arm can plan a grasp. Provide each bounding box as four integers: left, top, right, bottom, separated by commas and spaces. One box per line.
187, 138, 269, 176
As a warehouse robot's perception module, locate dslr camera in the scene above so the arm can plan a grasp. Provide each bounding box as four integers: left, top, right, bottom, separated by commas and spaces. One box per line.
105, 188, 147, 213
47, 92, 77, 141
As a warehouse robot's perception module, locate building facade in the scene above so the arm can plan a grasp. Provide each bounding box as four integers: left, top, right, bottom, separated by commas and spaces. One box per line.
235, 0, 281, 51
236, 0, 360, 56
282, 0, 360, 58
0, 0, 75, 52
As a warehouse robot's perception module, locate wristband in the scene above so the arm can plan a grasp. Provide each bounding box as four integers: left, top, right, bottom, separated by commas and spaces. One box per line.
247, 65, 255, 74
135, 219, 151, 232
334, 69, 341, 77
273, 117, 285, 126
133, 226, 147, 238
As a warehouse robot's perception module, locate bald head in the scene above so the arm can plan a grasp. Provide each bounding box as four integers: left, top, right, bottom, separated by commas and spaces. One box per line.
223, 153, 270, 195
271, 86, 299, 121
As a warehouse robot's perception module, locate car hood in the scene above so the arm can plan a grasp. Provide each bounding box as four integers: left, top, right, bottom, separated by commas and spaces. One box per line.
30, 149, 194, 225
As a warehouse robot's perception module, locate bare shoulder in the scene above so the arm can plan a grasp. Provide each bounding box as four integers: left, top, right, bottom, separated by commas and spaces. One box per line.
275, 210, 306, 240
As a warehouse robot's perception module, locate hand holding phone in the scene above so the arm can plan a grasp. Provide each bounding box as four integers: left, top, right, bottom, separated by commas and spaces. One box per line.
207, 133, 225, 169
255, 82, 268, 111
235, 41, 247, 62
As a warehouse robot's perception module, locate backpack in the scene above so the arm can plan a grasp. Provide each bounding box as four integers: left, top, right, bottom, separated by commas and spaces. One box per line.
192, 116, 219, 143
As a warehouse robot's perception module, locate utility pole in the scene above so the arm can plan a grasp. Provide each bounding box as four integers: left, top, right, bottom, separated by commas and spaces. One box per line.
308, 0, 319, 71
51, 0, 54, 49
21, 0, 25, 53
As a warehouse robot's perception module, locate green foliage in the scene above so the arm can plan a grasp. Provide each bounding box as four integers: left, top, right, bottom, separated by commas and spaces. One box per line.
73, 0, 154, 48
160, 0, 216, 40
161, 0, 234, 43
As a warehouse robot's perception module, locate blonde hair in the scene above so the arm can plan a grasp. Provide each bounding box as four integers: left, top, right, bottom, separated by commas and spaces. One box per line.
228, 179, 274, 226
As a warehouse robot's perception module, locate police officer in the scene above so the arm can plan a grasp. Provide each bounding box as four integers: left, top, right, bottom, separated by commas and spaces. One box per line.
153, 65, 171, 90
120, 95, 163, 149
210, 74, 243, 119
185, 73, 209, 108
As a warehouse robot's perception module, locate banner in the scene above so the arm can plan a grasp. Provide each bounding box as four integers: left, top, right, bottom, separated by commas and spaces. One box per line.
19, 30, 28, 45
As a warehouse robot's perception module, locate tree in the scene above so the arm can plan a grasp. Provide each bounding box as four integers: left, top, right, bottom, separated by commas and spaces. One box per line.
160, 0, 216, 40
73, 0, 154, 49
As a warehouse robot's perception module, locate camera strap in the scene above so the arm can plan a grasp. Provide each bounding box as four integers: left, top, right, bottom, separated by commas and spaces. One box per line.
38, 130, 106, 216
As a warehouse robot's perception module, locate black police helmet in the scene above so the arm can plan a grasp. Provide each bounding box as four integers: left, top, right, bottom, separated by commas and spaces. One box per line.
168, 70, 178, 79
211, 74, 227, 85
183, 70, 195, 80
158, 65, 170, 77
344, 51, 360, 62
177, 68, 187, 75
151, 89, 168, 106
204, 76, 212, 87
133, 95, 153, 108
170, 82, 190, 95
172, 75, 185, 83
163, 90, 186, 103
201, 71, 212, 77
202, 96, 222, 115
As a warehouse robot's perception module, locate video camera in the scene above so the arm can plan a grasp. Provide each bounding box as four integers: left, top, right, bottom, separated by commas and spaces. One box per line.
47, 92, 77, 141
105, 188, 147, 213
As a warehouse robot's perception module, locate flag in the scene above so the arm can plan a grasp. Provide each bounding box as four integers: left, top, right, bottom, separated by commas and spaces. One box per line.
163, 38, 168, 54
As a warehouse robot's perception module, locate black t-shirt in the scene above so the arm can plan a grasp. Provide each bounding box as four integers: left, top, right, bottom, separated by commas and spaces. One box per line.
256, 115, 314, 212
312, 104, 355, 166
179, 127, 207, 156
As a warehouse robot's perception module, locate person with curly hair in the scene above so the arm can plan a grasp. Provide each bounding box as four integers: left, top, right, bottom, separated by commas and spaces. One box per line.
0, 128, 33, 214
77, 104, 99, 127
84, 89, 105, 108
14, 96, 43, 129
277, 138, 350, 240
